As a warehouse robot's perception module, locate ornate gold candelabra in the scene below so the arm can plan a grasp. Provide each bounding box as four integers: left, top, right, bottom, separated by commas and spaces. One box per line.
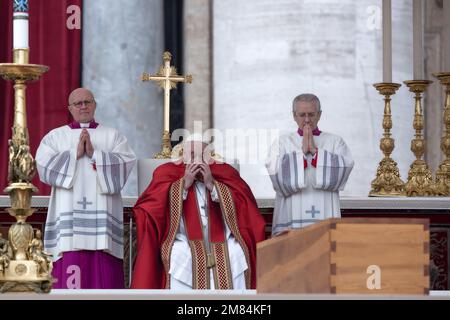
142, 51, 192, 159
0, 49, 54, 293
369, 83, 406, 196
403, 80, 434, 196
433, 72, 450, 196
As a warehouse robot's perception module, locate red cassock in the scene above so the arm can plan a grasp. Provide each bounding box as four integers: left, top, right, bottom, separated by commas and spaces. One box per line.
130, 162, 266, 289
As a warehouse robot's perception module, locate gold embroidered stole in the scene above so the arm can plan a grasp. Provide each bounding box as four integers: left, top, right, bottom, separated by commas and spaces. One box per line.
161, 179, 251, 289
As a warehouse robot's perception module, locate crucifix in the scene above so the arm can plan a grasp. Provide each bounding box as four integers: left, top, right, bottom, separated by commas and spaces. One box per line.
142, 51, 193, 159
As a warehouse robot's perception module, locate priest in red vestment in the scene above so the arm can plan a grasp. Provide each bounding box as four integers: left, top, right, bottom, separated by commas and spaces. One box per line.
131, 138, 266, 289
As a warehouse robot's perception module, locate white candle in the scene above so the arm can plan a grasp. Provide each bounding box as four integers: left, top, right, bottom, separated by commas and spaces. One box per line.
382, 0, 392, 83
413, 0, 423, 79
13, 0, 29, 49
444, 0, 450, 71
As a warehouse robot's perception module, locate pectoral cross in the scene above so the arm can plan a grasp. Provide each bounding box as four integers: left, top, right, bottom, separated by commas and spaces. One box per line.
142, 51, 193, 159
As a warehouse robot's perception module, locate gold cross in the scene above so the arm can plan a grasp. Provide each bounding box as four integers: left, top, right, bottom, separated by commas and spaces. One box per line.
142, 51, 192, 159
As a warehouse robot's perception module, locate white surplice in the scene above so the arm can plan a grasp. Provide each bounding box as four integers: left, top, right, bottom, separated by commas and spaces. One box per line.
266, 131, 354, 236
169, 181, 248, 290
35, 123, 136, 261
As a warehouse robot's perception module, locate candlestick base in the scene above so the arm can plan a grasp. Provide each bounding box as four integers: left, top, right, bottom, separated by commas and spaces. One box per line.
154, 130, 172, 159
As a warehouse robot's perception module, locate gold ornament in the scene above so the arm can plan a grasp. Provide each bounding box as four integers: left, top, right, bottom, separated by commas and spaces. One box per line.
142, 51, 193, 159
369, 83, 406, 196
433, 72, 450, 196
404, 80, 434, 196
0, 49, 55, 293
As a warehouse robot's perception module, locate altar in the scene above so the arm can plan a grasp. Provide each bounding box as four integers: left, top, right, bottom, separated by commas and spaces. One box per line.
1, 196, 449, 291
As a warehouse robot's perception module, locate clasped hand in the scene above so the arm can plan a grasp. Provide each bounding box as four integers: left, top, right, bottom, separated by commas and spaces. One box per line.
77, 129, 94, 159
183, 163, 214, 192
302, 124, 317, 155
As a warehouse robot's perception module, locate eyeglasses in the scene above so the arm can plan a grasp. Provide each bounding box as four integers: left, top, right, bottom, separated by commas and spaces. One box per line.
294, 112, 319, 118
70, 99, 95, 108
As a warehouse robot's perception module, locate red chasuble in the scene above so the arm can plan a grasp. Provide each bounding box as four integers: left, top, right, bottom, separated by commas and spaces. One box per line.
131, 162, 266, 289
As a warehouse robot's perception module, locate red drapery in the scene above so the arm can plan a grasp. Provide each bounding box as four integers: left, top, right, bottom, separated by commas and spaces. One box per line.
0, 0, 82, 195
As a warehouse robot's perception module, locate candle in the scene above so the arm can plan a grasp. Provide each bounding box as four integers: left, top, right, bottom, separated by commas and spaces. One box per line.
444, 0, 450, 71
382, 0, 392, 83
413, 0, 423, 79
13, 0, 29, 49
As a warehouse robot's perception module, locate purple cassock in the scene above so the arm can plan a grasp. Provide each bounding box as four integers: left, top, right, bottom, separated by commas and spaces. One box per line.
52, 250, 125, 289
39, 119, 131, 289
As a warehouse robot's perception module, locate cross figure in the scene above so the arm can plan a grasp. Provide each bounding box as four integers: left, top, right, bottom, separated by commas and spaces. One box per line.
142, 51, 192, 159
306, 205, 320, 218
77, 197, 92, 210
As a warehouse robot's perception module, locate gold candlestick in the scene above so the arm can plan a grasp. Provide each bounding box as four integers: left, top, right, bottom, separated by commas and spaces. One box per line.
0, 49, 54, 293
404, 80, 434, 196
369, 83, 406, 197
433, 72, 450, 196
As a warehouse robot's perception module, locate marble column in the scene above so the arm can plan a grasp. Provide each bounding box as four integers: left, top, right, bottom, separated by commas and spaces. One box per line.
82, 0, 164, 196
183, 0, 212, 132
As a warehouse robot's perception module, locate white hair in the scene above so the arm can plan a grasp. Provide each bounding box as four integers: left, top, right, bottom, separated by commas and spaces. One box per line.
292, 93, 321, 113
